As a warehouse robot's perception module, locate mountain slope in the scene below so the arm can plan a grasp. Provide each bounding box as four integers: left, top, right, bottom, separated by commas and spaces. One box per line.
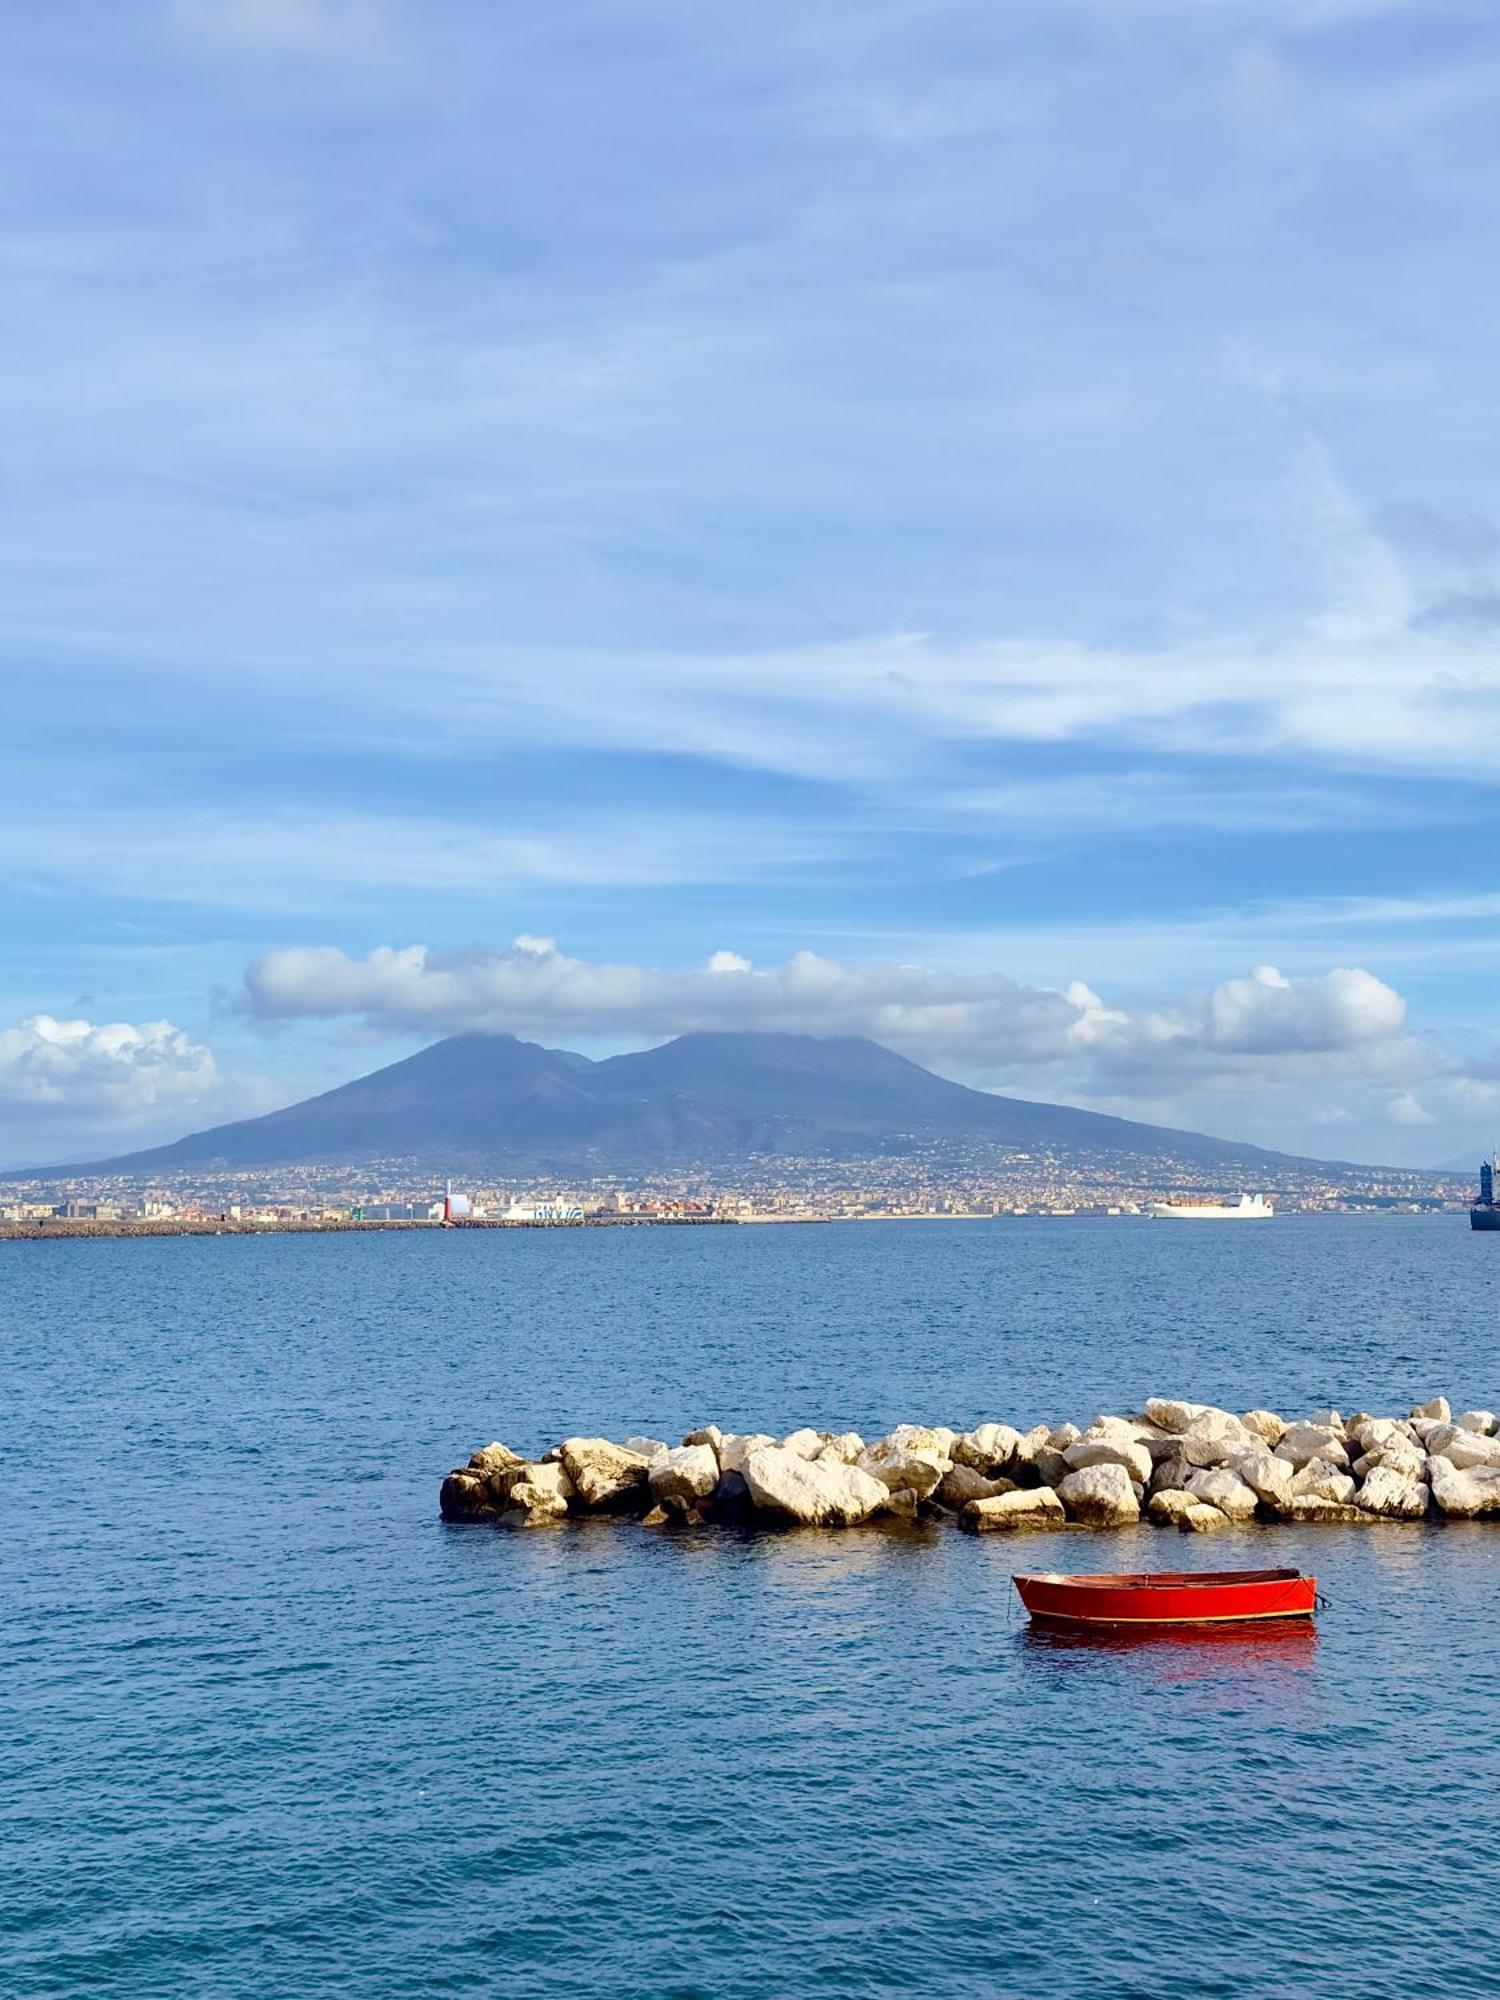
47, 1029, 1312, 1176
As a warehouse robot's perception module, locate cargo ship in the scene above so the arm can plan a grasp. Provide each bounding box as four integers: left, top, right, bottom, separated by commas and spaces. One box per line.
1149, 1192, 1273, 1220
1472, 1158, 1500, 1231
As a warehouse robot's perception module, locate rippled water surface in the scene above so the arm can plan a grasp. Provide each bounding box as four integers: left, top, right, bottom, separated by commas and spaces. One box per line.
5, 1215, 1500, 1997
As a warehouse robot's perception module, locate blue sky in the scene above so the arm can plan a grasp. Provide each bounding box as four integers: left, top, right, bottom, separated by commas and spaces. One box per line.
6, 0, 1500, 1167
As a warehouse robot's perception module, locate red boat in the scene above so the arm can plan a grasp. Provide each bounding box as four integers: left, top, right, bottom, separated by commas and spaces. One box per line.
1013, 1567, 1317, 1628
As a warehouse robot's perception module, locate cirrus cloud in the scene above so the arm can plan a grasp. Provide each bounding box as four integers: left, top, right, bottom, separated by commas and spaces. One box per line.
171, 0, 383, 55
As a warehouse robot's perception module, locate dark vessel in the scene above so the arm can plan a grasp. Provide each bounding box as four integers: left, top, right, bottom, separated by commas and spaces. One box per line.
1472, 1158, 1500, 1231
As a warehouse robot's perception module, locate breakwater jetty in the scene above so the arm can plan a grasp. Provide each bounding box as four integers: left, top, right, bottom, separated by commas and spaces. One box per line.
440, 1396, 1500, 1531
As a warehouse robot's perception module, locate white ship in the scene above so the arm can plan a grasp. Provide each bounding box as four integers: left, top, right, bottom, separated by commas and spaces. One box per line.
1149, 1192, 1273, 1220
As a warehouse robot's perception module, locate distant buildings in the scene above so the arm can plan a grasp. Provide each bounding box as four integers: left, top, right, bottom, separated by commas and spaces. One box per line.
0, 1144, 1464, 1234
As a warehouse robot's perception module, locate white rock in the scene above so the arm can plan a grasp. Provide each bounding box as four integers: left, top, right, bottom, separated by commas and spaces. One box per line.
1353, 1444, 1425, 1482
1231, 1450, 1295, 1511
1411, 1396, 1452, 1423
1144, 1398, 1208, 1434
1290, 1460, 1356, 1505
1356, 1467, 1430, 1519
1183, 1408, 1256, 1450
815, 1432, 867, 1465
1047, 1422, 1083, 1450
505, 1461, 575, 1518
557, 1437, 652, 1510
1434, 1430, 1500, 1472
742, 1446, 888, 1527
1275, 1424, 1349, 1470
1185, 1468, 1260, 1521
1348, 1417, 1413, 1455
1240, 1409, 1287, 1446
624, 1437, 669, 1461
520, 1460, 573, 1502
1181, 1501, 1230, 1532
780, 1427, 827, 1460
961, 1488, 1065, 1532
1309, 1409, 1345, 1433
954, 1423, 1022, 1469
1248, 1416, 1296, 1448
648, 1444, 720, 1504
1063, 1436, 1153, 1484
1147, 1488, 1230, 1532
718, 1432, 777, 1474
884, 1424, 953, 1453
681, 1425, 723, 1453
498, 1482, 570, 1524
1457, 1411, 1498, 1435
857, 1435, 949, 1498
1080, 1414, 1152, 1442
1429, 1458, 1500, 1518
1057, 1462, 1140, 1526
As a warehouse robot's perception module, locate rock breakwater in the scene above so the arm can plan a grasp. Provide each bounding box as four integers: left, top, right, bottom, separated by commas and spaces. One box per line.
440, 1397, 1500, 1533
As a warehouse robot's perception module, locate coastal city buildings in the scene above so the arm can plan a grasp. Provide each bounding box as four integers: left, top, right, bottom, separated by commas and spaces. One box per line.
0, 1146, 1466, 1235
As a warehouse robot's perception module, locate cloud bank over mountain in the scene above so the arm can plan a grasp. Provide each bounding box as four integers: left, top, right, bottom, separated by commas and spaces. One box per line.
225, 937, 1485, 1162
242, 938, 1404, 1072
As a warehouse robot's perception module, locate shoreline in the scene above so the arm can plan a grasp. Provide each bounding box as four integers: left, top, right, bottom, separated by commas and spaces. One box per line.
0, 1214, 740, 1242
0, 1208, 1460, 1242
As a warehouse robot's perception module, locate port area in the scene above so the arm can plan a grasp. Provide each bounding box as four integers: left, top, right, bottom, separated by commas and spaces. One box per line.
0, 1213, 740, 1242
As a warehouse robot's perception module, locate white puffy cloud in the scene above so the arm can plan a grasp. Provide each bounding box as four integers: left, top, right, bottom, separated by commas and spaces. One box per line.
0, 1015, 284, 1162
1114, 965, 1405, 1067
0, 1015, 222, 1119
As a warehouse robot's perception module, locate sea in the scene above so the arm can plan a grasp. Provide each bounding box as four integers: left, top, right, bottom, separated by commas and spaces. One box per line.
5, 1213, 1500, 1998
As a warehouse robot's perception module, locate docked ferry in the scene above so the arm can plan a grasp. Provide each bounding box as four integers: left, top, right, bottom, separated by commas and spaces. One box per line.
1149, 1192, 1273, 1220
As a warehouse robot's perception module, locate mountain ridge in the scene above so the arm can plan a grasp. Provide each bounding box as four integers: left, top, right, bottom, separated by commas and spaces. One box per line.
22, 1028, 1351, 1178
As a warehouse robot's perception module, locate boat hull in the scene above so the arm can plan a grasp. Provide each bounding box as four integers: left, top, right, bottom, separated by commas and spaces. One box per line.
1149, 1202, 1272, 1220
1013, 1567, 1317, 1628
1472, 1206, 1500, 1231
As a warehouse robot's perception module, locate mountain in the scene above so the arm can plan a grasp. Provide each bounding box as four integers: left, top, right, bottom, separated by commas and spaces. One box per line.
43, 1029, 1315, 1177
